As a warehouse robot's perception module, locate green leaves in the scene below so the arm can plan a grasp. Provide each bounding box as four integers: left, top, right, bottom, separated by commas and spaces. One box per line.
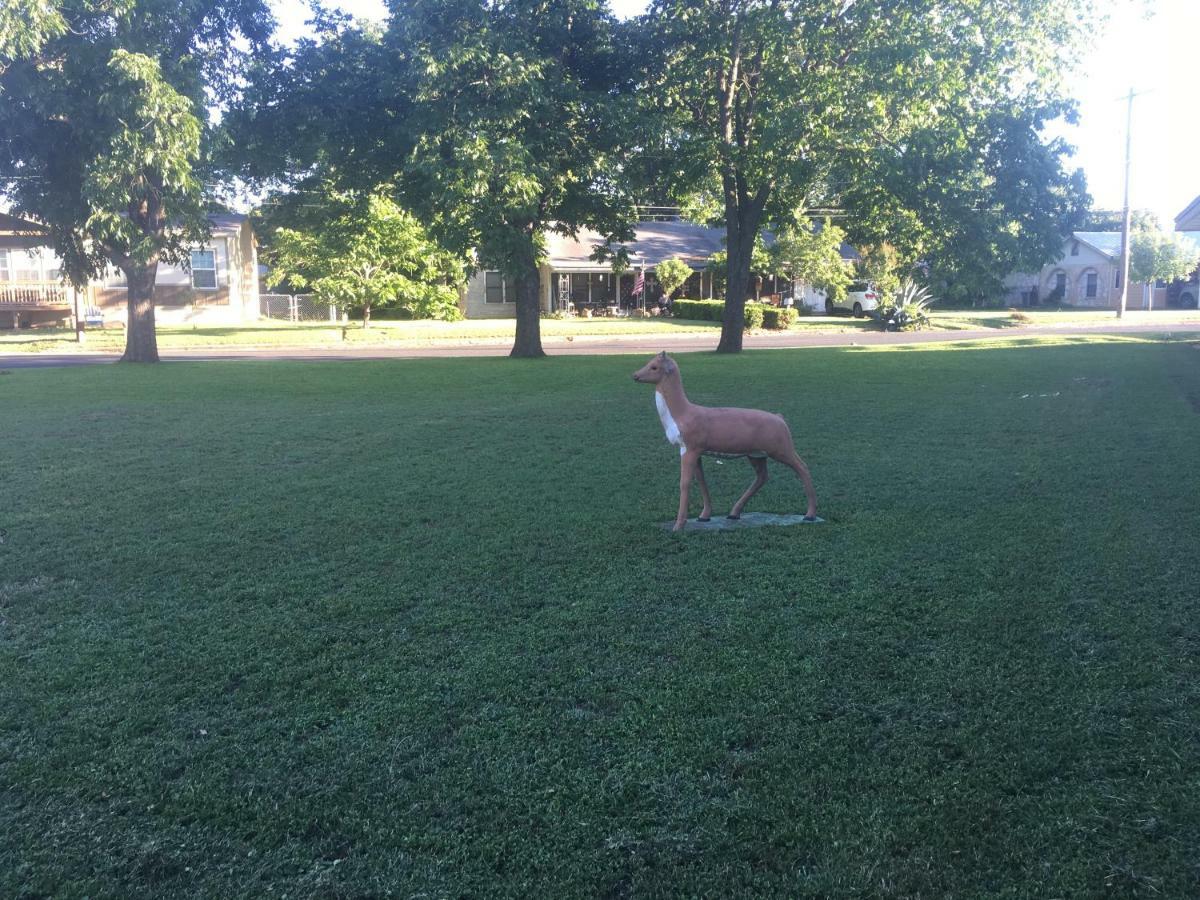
655, 258, 693, 300
1129, 229, 1200, 287
83, 50, 204, 268
267, 185, 468, 322
0, 0, 66, 62
772, 218, 852, 303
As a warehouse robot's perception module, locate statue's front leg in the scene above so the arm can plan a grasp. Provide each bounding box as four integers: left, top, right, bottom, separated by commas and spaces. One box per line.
695, 457, 713, 522
674, 451, 698, 532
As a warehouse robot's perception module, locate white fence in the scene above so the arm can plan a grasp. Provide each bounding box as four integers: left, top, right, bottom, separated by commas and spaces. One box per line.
260, 294, 339, 323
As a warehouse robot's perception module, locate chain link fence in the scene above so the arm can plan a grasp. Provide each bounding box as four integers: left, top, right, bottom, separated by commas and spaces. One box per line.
260, 294, 339, 323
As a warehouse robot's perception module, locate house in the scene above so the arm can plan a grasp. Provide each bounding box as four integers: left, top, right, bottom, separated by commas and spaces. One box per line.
1176, 195, 1200, 232
0, 212, 260, 328
459, 220, 857, 318
1004, 232, 1165, 309
1170, 196, 1200, 309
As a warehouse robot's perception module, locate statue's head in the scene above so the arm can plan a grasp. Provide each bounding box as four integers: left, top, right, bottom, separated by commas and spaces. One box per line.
632, 351, 677, 384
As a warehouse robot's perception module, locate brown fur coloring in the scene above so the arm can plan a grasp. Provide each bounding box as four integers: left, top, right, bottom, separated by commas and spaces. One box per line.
633, 352, 818, 532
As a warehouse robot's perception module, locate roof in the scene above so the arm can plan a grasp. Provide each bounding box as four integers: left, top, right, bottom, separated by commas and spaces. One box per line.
544, 219, 859, 270
1176, 195, 1200, 230
0, 211, 244, 238
0, 212, 49, 238
1072, 232, 1124, 258
546, 221, 728, 271
207, 212, 248, 235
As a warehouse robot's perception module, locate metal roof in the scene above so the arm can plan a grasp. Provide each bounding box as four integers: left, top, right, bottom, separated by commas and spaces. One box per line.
545, 220, 858, 270
545, 221, 728, 271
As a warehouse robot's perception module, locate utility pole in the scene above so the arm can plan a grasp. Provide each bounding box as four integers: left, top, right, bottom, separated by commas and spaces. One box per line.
1116, 88, 1146, 319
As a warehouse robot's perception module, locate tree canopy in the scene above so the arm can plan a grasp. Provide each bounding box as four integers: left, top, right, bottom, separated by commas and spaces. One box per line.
267, 185, 467, 326
655, 258, 693, 300
636, 0, 1092, 347
1129, 228, 1200, 288
771, 219, 852, 304
0, 0, 272, 361
227, 0, 636, 358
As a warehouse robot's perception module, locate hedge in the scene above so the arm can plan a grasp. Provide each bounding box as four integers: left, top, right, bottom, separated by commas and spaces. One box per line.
672, 299, 725, 321
672, 299, 778, 330
761, 307, 797, 329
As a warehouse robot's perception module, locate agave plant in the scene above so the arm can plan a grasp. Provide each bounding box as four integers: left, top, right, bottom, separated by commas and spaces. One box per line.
876, 279, 935, 331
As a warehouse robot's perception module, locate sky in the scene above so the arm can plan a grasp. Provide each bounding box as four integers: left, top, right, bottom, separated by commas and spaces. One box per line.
273, 0, 1200, 229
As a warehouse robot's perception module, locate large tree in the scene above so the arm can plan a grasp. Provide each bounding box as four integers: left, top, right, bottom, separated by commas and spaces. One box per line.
389, 0, 634, 357
638, 0, 1092, 350
227, 1, 634, 358
0, 0, 271, 362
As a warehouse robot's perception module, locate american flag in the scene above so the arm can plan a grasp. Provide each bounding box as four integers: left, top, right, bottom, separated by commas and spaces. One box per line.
633, 269, 644, 298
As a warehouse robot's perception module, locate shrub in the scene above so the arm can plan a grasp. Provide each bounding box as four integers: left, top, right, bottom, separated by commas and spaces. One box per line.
743, 303, 765, 330
1009, 307, 1031, 324
762, 307, 797, 329
672, 299, 725, 321
875, 280, 934, 331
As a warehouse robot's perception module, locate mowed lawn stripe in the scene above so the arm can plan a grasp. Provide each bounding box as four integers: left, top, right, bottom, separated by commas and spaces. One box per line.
2, 342, 1199, 897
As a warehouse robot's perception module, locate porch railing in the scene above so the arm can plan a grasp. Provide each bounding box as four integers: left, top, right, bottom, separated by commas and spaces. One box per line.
0, 282, 71, 306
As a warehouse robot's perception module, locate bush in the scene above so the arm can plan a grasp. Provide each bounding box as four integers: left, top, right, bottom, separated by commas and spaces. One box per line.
672, 299, 725, 321
875, 280, 935, 331
761, 307, 797, 329
743, 303, 765, 330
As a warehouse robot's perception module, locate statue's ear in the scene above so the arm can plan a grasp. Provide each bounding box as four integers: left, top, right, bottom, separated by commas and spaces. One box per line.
659, 350, 667, 359
662, 357, 677, 375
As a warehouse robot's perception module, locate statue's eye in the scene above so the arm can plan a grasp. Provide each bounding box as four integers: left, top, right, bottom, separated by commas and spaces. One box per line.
650, 365, 657, 370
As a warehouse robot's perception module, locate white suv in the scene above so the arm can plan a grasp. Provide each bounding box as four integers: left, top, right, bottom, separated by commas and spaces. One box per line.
826, 281, 880, 317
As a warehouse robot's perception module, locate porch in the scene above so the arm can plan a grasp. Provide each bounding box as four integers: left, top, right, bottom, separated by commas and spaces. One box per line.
548, 268, 726, 315
0, 282, 75, 329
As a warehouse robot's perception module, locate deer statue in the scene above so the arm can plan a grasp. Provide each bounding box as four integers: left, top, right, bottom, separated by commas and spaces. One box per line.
633, 352, 818, 532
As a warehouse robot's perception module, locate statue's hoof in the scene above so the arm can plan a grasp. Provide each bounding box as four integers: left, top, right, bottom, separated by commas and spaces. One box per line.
726, 514, 740, 520
698, 516, 711, 522
802, 515, 817, 522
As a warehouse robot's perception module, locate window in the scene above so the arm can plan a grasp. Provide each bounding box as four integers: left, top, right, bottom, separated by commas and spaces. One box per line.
1054, 272, 1066, 295
1115, 270, 1122, 288
0, 250, 8, 283
1070, 241, 1080, 256
1085, 272, 1098, 299
484, 270, 511, 303
190, 249, 217, 289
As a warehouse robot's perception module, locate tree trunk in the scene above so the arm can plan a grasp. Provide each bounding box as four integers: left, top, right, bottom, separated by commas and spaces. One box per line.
363, 301, 372, 328
717, 224, 757, 354
121, 262, 160, 363
510, 236, 545, 359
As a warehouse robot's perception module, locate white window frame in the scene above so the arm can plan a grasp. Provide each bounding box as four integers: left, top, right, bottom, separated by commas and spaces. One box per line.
484, 270, 512, 304
0, 249, 9, 284
1084, 270, 1098, 300
190, 248, 218, 291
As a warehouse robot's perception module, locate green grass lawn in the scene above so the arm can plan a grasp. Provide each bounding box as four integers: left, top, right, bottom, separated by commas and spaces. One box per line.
9, 307, 1200, 355
3, 340, 1200, 897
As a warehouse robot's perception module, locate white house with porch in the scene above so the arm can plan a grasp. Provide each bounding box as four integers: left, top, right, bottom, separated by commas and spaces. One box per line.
459, 220, 856, 318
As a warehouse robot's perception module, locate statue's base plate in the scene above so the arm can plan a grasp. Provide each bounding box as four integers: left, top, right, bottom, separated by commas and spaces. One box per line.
662, 512, 825, 532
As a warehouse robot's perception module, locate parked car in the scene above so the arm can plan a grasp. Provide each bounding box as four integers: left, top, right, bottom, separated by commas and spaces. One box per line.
1165, 274, 1198, 309
825, 281, 880, 317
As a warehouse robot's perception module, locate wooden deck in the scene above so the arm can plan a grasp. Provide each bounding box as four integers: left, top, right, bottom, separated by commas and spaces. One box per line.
0, 282, 72, 309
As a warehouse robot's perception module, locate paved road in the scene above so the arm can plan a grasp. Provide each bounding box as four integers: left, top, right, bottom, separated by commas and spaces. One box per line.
3, 321, 1199, 369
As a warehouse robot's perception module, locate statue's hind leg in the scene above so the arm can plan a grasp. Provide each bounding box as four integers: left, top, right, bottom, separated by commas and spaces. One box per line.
728, 457, 768, 519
